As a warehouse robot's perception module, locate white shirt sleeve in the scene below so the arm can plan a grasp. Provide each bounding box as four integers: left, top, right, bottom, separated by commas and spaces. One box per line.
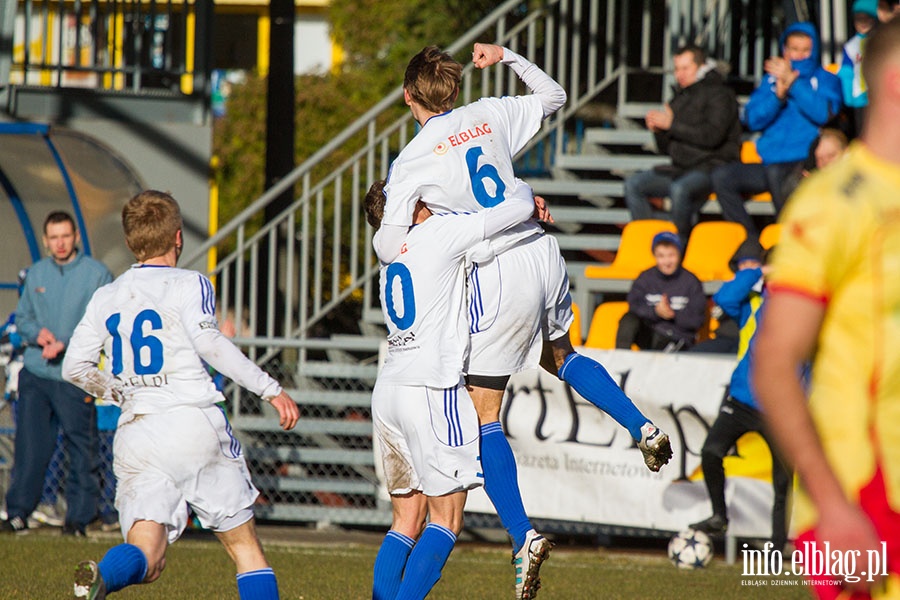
63, 296, 126, 404
480, 182, 535, 239
373, 223, 408, 264
191, 330, 282, 400
501, 47, 567, 118
183, 275, 282, 400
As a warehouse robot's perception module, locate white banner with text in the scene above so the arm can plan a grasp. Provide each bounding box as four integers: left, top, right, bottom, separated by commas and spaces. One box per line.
461, 350, 779, 537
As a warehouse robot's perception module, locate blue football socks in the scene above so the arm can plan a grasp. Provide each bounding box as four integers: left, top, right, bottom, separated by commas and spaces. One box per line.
97, 543, 148, 593
558, 353, 647, 441
480, 421, 532, 552
236, 567, 279, 600
373, 530, 415, 600
395, 523, 457, 600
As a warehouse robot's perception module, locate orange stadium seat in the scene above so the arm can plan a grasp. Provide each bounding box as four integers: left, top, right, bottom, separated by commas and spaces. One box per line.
759, 223, 781, 250
584, 301, 629, 349
739, 140, 773, 202
584, 220, 677, 280
682, 221, 747, 281
740, 140, 762, 164
569, 302, 583, 347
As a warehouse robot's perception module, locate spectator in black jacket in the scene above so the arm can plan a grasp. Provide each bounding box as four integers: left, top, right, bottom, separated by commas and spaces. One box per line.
624, 45, 742, 244
616, 232, 707, 352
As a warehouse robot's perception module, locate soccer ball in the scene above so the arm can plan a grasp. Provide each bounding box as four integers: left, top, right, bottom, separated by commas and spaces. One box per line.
667, 528, 713, 569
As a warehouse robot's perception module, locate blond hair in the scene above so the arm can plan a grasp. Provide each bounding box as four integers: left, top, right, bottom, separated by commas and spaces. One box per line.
122, 190, 183, 261
404, 46, 462, 114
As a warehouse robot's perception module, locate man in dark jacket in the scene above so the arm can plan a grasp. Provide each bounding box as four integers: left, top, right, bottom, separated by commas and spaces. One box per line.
711, 21, 842, 243
624, 45, 742, 244
616, 232, 707, 351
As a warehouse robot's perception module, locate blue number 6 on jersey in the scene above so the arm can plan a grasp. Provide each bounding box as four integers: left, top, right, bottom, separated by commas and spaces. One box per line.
105, 309, 165, 375
466, 146, 506, 207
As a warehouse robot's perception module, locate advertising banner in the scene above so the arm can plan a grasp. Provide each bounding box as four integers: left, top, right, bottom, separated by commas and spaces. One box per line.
461, 349, 780, 538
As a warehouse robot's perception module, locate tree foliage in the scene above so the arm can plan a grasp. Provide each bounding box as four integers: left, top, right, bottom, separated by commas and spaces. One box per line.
328, 0, 499, 74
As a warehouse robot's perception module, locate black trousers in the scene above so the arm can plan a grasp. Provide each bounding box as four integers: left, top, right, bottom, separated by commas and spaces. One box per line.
700, 396, 792, 551
615, 312, 684, 351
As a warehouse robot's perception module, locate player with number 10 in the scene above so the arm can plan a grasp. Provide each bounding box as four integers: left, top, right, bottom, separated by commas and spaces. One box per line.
373, 43, 672, 600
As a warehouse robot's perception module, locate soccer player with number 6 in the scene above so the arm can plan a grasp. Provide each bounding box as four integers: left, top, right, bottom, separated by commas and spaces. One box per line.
374, 43, 672, 600
62, 190, 300, 600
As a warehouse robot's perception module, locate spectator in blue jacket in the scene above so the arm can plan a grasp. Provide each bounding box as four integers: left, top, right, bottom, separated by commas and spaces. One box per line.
688, 241, 764, 354
711, 21, 842, 244
838, 0, 879, 137
689, 247, 792, 555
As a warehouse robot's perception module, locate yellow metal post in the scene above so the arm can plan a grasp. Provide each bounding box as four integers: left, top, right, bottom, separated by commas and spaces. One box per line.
207, 155, 220, 282
257, 12, 270, 77
181, 5, 196, 94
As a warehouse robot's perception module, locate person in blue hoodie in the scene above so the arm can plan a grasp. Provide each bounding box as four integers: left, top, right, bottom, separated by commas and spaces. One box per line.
838, 0, 879, 137
711, 22, 842, 244
689, 245, 792, 555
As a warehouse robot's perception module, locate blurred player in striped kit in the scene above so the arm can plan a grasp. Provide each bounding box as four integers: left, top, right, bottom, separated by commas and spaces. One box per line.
373, 42, 672, 600
63, 190, 299, 600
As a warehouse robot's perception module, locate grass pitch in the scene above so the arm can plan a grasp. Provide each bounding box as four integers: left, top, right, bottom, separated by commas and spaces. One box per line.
0, 527, 810, 599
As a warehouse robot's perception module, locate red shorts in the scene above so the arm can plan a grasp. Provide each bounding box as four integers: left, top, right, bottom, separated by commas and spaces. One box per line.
797, 467, 900, 599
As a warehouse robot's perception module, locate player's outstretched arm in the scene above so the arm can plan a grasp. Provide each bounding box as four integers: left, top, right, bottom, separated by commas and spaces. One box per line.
475, 43, 566, 118
269, 390, 299, 431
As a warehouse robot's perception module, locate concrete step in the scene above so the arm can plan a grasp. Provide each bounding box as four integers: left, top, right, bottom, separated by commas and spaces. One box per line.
284, 389, 373, 408
249, 446, 375, 466
617, 102, 660, 119
556, 154, 668, 172
297, 360, 378, 379
526, 178, 623, 197
546, 206, 630, 224
254, 476, 377, 495
552, 232, 620, 251
234, 416, 372, 436
584, 128, 654, 146
701, 199, 775, 216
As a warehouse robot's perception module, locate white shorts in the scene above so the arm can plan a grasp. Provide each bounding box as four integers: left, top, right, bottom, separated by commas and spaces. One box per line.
113, 405, 258, 543
372, 378, 482, 497
468, 234, 574, 376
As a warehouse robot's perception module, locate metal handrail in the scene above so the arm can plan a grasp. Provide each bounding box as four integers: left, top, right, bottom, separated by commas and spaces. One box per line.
181, 0, 538, 268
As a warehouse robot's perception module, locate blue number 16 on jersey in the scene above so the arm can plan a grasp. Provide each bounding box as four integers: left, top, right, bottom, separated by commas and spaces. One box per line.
105, 309, 165, 376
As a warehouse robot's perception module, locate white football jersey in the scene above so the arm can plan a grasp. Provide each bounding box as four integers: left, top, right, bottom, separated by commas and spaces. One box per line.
373, 48, 565, 264
64, 265, 280, 421
383, 95, 544, 229
378, 195, 533, 388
